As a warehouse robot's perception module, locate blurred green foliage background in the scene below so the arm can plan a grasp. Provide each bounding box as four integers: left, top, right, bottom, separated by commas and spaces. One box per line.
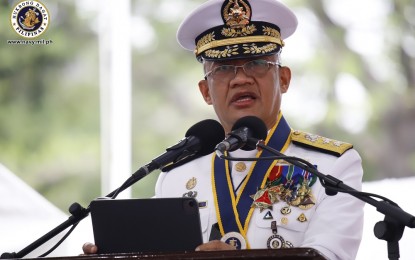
0, 0, 414, 212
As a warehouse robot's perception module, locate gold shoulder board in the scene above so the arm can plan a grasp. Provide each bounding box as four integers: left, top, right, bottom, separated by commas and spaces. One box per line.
291, 130, 353, 157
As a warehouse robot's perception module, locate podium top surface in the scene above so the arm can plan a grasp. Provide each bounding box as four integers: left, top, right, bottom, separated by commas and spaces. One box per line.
13, 248, 328, 260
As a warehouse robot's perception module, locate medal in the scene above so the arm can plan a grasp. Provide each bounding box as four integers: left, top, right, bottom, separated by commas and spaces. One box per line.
263, 211, 274, 220
267, 221, 285, 249
221, 232, 247, 249
280, 217, 289, 225
268, 165, 283, 186
263, 164, 317, 210
266, 220, 295, 249
267, 185, 281, 204
296, 182, 316, 210
284, 241, 294, 248
298, 195, 316, 210
250, 188, 273, 212
186, 177, 197, 190
297, 213, 308, 222
213, 114, 292, 242
280, 206, 291, 215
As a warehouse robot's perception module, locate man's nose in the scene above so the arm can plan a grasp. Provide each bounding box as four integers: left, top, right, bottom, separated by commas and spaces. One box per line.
230, 66, 254, 86
234, 65, 249, 78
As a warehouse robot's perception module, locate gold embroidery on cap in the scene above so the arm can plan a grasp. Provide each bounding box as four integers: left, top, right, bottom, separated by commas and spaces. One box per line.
222, 24, 256, 37
196, 32, 216, 54
197, 35, 281, 56
262, 26, 285, 47
243, 43, 278, 54
205, 45, 239, 59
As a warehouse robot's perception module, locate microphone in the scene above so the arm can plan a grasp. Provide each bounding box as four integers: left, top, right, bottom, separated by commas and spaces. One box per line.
137, 119, 225, 174
111, 119, 225, 198
215, 116, 268, 155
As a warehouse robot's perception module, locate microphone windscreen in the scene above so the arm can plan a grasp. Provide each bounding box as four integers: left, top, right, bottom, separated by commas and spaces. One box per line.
231, 116, 268, 150
186, 119, 225, 156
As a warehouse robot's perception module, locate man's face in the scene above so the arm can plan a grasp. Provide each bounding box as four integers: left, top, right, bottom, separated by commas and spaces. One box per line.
198, 54, 291, 133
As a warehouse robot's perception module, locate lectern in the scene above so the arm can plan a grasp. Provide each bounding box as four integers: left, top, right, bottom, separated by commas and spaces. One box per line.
15, 248, 327, 260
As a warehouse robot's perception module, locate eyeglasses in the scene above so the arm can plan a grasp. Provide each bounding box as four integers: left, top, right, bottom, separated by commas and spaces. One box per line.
204, 59, 280, 81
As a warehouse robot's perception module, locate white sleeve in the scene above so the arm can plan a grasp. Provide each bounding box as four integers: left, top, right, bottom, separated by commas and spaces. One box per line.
301, 149, 365, 260
154, 171, 168, 198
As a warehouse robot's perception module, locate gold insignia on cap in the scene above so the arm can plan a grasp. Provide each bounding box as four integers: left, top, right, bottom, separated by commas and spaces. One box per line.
242, 43, 278, 55
194, 0, 286, 60
222, 0, 255, 37
223, 0, 251, 29
186, 177, 197, 190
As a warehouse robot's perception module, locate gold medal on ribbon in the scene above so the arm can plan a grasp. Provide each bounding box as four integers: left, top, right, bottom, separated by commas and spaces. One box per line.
221, 232, 247, 250
296, 182, 316, 210
267, 185, 282, 204
213, 113, 292, 246
250, 188, 273, 212
298, 195, 316, 210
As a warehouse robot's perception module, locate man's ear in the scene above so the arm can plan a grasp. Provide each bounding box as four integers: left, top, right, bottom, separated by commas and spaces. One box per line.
198, 79, 212, 104
279, 66, 291, 93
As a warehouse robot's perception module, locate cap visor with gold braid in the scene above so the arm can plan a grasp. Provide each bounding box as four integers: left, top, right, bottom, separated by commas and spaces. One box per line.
177, 0, 298, 62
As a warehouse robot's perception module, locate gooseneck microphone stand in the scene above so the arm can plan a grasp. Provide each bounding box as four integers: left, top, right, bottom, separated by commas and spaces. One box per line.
0, 164, 154, 259
219, 140, 415, 260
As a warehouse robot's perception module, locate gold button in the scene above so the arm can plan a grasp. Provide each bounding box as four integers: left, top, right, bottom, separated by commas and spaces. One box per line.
235, 162, 247, 172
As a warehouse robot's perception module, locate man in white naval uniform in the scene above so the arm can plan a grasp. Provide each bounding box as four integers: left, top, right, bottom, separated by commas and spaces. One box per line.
83, 0, 364, 259
155, 0, 364, 260
156, 127, 363, 260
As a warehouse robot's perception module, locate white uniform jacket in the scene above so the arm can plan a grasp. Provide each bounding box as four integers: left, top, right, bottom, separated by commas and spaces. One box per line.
155, 133, 364, 260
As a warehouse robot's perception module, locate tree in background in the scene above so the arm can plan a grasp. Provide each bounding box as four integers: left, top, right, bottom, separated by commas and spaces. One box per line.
296, 0, 415, 180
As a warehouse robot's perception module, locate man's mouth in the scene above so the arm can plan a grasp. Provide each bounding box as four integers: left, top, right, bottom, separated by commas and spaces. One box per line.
231, 93, 257, 104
